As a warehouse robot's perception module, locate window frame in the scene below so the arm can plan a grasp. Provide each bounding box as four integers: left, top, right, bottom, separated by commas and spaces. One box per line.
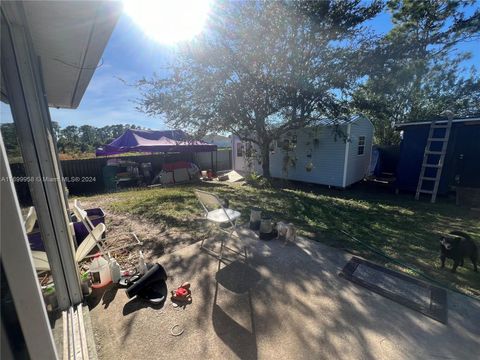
236, 142, 243, 157
357, 136, 366, 156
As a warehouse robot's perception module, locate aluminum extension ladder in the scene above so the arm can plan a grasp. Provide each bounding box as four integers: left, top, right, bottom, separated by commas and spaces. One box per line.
415, 116, 453, 203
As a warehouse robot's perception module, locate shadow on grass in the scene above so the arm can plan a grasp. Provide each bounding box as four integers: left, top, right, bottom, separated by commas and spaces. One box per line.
204, 182, 480, 296
91, 181, 480, 296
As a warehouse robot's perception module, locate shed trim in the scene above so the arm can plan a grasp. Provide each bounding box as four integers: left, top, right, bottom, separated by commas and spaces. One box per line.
342, 123, 351, 187
395, 117, 480, 129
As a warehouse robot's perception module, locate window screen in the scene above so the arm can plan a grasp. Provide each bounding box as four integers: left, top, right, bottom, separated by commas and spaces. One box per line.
358, 136, 366, 155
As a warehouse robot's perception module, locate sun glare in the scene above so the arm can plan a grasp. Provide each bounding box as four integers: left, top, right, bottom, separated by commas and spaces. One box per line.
123, 0, 212, 44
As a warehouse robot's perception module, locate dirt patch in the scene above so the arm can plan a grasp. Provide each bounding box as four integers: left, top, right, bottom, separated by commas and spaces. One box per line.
77, 198, 210, 265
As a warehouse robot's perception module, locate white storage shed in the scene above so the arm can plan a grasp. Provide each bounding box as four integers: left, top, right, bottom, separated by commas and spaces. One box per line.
232, 115, 374, 188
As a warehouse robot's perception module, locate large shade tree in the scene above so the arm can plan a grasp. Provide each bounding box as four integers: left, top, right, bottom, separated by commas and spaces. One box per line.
353, 0, 480, 145
134, 0, 382, 177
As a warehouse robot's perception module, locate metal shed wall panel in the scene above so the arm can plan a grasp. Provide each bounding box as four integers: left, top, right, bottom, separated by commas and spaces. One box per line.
395, 121, 480, 193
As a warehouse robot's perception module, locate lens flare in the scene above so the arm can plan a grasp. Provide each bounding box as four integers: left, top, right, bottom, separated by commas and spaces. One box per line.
123, 0, 211, 44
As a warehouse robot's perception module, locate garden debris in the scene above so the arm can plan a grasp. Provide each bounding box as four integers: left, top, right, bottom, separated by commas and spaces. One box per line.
171, 282, 192, 304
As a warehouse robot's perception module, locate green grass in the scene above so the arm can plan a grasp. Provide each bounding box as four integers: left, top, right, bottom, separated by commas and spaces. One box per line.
83, 182, 480, 297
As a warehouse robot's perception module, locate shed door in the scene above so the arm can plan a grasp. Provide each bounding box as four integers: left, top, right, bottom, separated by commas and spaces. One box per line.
233, 139, 246, 172
452, 124, 480, 188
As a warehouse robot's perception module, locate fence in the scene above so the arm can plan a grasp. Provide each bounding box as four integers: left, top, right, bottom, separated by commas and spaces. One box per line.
10, 150, 232, 203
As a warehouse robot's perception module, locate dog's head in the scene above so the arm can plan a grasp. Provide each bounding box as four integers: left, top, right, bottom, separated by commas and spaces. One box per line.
440, 237, 452, 250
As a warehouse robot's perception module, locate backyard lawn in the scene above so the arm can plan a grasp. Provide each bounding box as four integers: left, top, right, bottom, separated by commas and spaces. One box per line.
79, 181, 480, 297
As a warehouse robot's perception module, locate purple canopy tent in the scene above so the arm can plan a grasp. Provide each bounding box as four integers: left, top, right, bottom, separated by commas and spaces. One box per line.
96, 129, 217, 156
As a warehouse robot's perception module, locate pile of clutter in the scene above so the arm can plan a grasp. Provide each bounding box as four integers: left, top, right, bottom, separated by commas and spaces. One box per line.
153, 161, 200, 185
249, 207, 296, 244
85, 251, 192, 307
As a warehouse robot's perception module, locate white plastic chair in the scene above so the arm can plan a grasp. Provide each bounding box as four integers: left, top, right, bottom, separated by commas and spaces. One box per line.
31, 223, 106, 271
24, 206, 37, 233
194, 189, 241, 259
72, 200, 142, 257
32, 201, 142, 272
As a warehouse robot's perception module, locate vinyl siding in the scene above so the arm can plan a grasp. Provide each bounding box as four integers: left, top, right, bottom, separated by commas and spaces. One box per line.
345, 117, 374, 186
270, 126, 348, 187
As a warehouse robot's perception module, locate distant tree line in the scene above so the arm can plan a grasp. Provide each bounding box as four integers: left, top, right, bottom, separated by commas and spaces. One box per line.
0, 122, 145, 160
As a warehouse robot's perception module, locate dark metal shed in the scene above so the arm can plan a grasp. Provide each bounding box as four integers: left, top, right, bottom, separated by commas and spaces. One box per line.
395, 117, 480, 194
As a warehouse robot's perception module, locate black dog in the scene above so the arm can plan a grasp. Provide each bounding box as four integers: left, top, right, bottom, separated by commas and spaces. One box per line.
440, 231, 478, 273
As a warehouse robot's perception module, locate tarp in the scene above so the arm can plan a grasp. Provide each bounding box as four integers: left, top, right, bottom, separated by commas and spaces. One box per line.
96, 129, 217, 156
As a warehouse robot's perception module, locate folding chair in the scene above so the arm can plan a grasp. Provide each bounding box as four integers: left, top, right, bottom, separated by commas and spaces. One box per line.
24, 206, 37, 233
32, 201, 142, 271
194, 189, 241, 259
72, 200, 142, 257
32, 223, 107, 271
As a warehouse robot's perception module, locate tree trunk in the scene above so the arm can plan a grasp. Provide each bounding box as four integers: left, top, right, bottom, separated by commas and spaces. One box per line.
260, 142, 271, 178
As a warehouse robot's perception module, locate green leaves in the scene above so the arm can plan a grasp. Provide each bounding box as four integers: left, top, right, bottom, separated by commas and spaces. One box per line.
134, 0, 381, 176
354, 0, 480, 145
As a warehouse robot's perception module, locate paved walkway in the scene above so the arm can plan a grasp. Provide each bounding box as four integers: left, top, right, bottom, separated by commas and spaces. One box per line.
89, 228, 480, 360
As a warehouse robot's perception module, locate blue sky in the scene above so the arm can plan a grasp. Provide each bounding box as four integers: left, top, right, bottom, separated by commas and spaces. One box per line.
1, 4, 478, 129
48, 14, 173, 129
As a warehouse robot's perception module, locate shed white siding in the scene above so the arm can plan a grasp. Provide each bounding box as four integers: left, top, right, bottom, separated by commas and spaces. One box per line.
232, 137, 262, 174
345, 117, 374, 186
270, 126, 347, 187
231, 115, 374, 187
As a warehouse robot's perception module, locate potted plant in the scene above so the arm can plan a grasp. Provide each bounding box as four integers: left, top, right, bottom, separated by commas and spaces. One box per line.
43, 285, 57, 311
80, 271, 91, 295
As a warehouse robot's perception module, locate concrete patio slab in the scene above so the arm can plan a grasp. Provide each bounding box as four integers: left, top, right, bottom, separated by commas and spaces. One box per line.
88, 228, 480, 360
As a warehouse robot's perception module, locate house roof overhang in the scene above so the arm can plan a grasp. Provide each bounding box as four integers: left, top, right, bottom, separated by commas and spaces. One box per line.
1, 1, 122, 109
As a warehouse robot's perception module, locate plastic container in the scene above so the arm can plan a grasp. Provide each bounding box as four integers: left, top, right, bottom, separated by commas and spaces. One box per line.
260, 217, 274, 233
42, 285, 57, 312
89, 254, 112, 288
137, 251, 148, 275
110, 259, 121, 284
80, 272, 91, 295
259, 217, 276, 240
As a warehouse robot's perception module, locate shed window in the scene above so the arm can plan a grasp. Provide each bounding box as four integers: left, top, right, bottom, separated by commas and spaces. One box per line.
237, 143, 244, 157
357, 136, 366, 155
